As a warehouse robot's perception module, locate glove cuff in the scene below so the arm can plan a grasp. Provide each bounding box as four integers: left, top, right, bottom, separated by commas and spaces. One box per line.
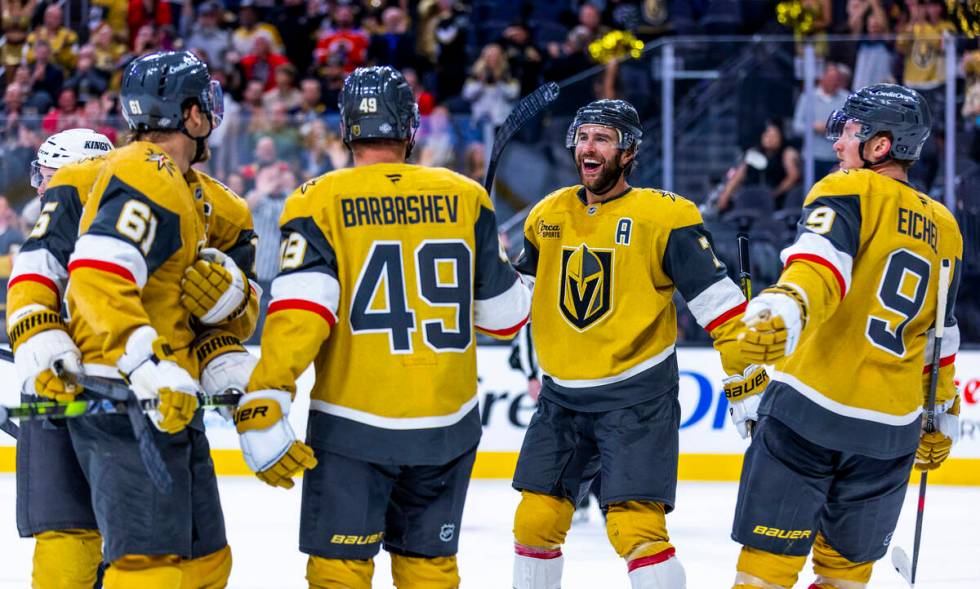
193, 329, 246, 368
763, 284, 809, 328
238, 389, 292, 416
723, 364, 770, 401
117, 325, 175, 376
8, 304, 66, 352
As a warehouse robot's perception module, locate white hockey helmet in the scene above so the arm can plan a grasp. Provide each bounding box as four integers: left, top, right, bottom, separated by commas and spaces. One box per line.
31, 128, 114, 187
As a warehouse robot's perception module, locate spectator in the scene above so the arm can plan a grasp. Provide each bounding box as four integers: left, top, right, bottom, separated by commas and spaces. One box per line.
12, 65, 51, 115
42, 88, 81, 135
248, 164, 296, 282
184, 1, 233, 71
792, 62, 850, 179
76, 95, 119, 144
542, 26, 594, 113
1, 0, 33, 73
127, 0, 175, 46
463, 142, 486, 185
295, 77, 328, 124
417, 105, 458, 168
90, 22, 127, 89
715, 119, 802, 213
367, 7, 416, 71
0, 84, 28, 140
896, 0, 955, 122
64, 45, 110, 104
232, 1, 285, 56
270, 0, 324, 75
403, 68, 436, 117
0, 197, 25, 254
0, 123, 42, 203
577, 3, 609, 38
433, 0, 470, 102
499, 22, 543, 97
848, 0, 895, 91
963, 50, 980, 162
262, 63, 303, 112
241, 36, 291, 91
300, 118, 349, 177
463, 43, 521, 140
239, 134, 284, 188
27, 40, 66, 108
25, 4, 78, 71
257, 101, 303, 162
314, 4, 369, 74
90, 0, 129, 41
318, 57, 347, 110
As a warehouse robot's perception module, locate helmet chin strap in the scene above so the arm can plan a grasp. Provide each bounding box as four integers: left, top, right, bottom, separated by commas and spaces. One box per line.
179, 113, 214, 164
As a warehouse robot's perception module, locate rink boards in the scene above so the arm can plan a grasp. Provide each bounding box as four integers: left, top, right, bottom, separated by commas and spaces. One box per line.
1, 347, 979, 484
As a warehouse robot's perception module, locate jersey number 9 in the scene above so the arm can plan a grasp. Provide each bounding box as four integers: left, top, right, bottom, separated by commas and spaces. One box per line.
866, 249, 930, 357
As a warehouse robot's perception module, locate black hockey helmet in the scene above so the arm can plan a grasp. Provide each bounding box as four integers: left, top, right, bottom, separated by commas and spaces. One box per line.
565, 99, 643, 151
339, 66, 419, 148
825, 83, 931, 162
120, 51, 223, 133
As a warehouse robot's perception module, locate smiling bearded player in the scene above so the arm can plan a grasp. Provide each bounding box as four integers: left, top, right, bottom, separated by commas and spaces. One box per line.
509, 99, 770, 589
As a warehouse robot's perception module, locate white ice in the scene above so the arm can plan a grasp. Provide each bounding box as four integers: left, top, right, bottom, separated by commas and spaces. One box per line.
1, 476, 977, 588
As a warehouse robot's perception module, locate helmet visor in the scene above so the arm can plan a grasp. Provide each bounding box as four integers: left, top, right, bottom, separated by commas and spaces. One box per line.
30, 160, 42, 188
203, 80, 224, 128
825, 110, 874, 142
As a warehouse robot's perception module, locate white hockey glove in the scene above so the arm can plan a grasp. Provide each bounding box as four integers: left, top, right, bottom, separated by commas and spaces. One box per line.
915, 396, 960, 472
738, 285, 808, 364
235, 389, 317, 489
117, 326, 200, 434
180, 248, 251, 325
723, 364, 770, 439
8, 304, 83, 402
194, 330, 258, 421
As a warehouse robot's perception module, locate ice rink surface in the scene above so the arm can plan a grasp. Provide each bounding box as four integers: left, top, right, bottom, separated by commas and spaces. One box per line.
1, 476, 977, 588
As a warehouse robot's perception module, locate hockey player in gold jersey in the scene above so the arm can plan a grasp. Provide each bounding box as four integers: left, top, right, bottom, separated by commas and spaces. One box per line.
55, 51, 234, 588
511, 99, 768, 589
233, 66, 530, 588
728, 84, 963, 589
7, 124, 258, 587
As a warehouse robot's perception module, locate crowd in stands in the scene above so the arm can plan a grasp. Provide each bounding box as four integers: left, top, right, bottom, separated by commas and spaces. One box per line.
0, 0, 977, 342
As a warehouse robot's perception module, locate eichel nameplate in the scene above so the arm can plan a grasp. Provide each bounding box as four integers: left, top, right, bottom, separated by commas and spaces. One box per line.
559, 244, 613, 330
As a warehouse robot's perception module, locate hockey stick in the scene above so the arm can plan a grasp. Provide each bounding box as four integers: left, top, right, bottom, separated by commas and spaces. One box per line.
891, 257, 952, 588
0, 347, 177, 493
0, 391, 240, 426
483, 82, 561, 198
735, 232, 757, 438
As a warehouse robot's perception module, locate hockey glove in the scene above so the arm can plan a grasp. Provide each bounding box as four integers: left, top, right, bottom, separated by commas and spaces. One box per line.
723, 364, 770, 439
194, 330, 257, 421
181, 248, 251, 325
118, 326, 200, 434
915, 395, 960, 472
738, 285, 808, 364
235, 390, 317, 489
8, 304, 83, 402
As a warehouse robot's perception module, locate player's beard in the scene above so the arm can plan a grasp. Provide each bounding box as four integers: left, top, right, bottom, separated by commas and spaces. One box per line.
577, 152, 624, 196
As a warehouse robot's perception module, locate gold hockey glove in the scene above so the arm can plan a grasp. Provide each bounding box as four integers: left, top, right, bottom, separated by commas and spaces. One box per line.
915, 395, 960, 472
181, 248, 251, 325
235, 390, 317, 489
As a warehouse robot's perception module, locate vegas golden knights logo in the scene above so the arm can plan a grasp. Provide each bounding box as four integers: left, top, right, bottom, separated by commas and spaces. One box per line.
559, 244, 613, 330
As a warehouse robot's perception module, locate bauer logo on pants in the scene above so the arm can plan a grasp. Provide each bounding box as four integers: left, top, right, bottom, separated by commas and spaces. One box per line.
559, 244, 613, 330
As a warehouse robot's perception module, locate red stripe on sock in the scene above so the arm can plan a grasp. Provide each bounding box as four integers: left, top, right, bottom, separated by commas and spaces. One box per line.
627, 548, 676, 572
514, 544, 562, 560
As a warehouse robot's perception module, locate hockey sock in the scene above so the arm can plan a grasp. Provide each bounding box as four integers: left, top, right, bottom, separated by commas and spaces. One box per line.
390, 553, 459, 588
512, 491, 574, 589
306, 555, 374, 589
179, 544, 232, 589
32, 529, 103, 589
513, 545, 563, 589
735, 545, 806, 588
810, 533, 871, 587
104, 554, 182, 589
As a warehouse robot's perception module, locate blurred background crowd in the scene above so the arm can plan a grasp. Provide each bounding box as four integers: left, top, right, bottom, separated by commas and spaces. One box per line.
0, 0, 978, 344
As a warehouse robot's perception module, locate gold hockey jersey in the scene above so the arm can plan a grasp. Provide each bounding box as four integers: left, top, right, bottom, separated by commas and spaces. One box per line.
65, 142, 208, 376
247, 162, 530, 464
516, 186, 749, 411
8, 157, 259, 352
763, 168, 963, 458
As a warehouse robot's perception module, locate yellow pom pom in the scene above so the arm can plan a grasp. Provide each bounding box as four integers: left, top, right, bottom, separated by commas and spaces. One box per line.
587, 30, 646, 65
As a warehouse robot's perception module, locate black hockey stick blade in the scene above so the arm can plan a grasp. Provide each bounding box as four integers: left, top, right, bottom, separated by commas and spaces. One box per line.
124, 396, 173, 494
484, 82, 560, 196
892, 546, 914, 587
0, 405, 18, 438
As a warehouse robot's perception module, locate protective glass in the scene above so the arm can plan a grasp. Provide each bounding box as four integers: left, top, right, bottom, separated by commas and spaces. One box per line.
203, 80, 224, 128
29, 160, 43, 188
825, 110, 871, 142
